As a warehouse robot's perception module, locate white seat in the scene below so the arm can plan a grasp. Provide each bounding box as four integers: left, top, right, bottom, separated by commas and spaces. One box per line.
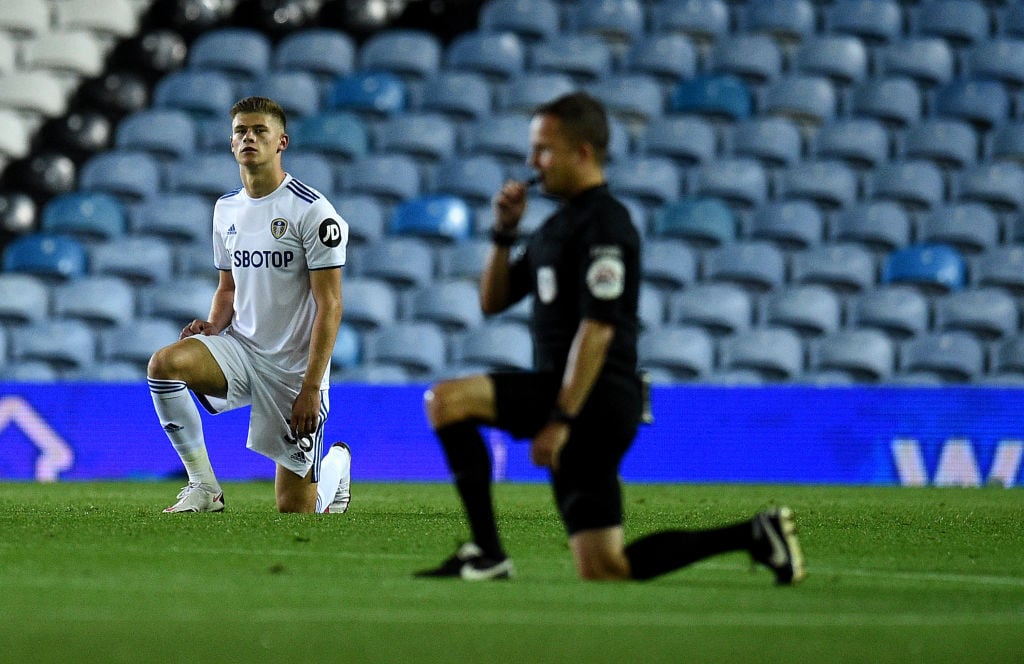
24, 29, 105, 79
0, 71, 67, 120
54, 0, 138, 40
0, 0, 51, 38
0, 109, 30, 160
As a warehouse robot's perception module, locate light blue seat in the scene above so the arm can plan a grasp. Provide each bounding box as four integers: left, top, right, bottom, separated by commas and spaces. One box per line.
79, 150, 161, 201
142, 276, 218, 323
456, 321, 532, 370
668, 283, 753, 337
331, 323, 361, 372
52, 275, 135, 328
100, 318, 180, 367
640, 239, 698, 291
357, 237, 434, 290
337, 364, 412, 385
0, 273, 49, 325
10, 319, 96, 371
638, 283, 665, 330
730, 116, 802, 168
825, 0, 903, 45
166, 152, 239, 197
606, 156, 682, 208
1005, 3, 1024, 38
747, 200, 824, 251
530, 33, 612, 83
638, 325, 714, 380
626, 33, 697, 85
813, 118, 890, 170
850, 76, 921, 128
445, 30, 525, 81
433, 155, 506, 206
899, 331, 984, 383
704, 240, 787, 293
153, 70, 235, 119
831, 201, 911, 254
795, 35, 869, 87
245, 71, 321, 118
991, 123, 1024, 164
719, 326, 805, 381
0, 360, 60, 382
653, 198, 736, 249
878, 37, 954, 88
934, 79, 1010, 131
273, 29, 355, 85
973, 246, 1024, 296
761, 285, 842, 338
919, 203, 999, 255
2, 233, 87, 282
991, 335, 1024, 380
41, 192, 126, 242
694, 157, 769, 210
710, 34, 783, 86
360, 29, 441, 81
849, 285, 930, 339
410, 279, 484, 332
465, 112, 531, 163
670, 74, 753, 122
71, 361, 147, 383
368, 321, 449, 377
280, 151, 336, 197
869, 160, 945, 212
570, 0, 646, 52
934, 287, 1019, 340
340, 277, 398, 331
131, 193, 212, 245
389, 195, 472, 244
882, 243, 966, 294
500, 73, 576, 115
650, 0, 730, 53
336, 195, 385, 246
89, 236, 174, 285
916, 0, 989, 48
327, 71, 407, 117
761, 75, 837, 128
343, 154, 420, 204
479, 0, 560, 43
743, 0, 816, 46
779, 160, 858, 210
642, 115, 717, 166
957, 163, 1024, 213
115, 108, 197, 161
189, 28, 270, 80
790, 242, 877, 294
808, 328, 895, 383
290, 111, 369, 163
902, 119, 978, 171
376, 113, 457, 163
420, 71, 492, 121
586, 73, 664, 133
440, 238, 492, 281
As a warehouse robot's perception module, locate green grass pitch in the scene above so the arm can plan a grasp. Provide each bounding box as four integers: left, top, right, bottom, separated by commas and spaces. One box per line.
1, 481, 1021, 663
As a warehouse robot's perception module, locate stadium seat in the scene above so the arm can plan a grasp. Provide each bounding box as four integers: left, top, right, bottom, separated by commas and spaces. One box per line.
934, 287, 1019, 340
586, 74, 664, 136
368, 321, 448, 377
500, 73, 577, 116
0, 0, 49, 37
479, 0, 560, 43
990, 122, 1024, 165
638, 284, 665, 330
626, 33, 698, 86
812, 118, 890, 170
934, 79, 1010, 131
331, 323, 361, 372
704, 240, 787, 293
742, 0, 816, 48
973, 246, 1024, 296
0, 274, 49, 326
825, 0, 903, 45
850, 76, 922, 128
649, 0, 730, 55
848, 284, 930, 340
956, 163, 1024, 213
188, 28, 270, 80
0, 108, 29, 163
730, 116, 802, 168
445, 30, 525, 81
882, 243, 966, 294
779, 160, 859, 211
761, 284, 841, 338
761, 75, 837, 129
337, 363, 412, 384
174, 242, 214, 278
440, 238, 492, 281
376, 113, 458, 163
326, 71, 407, 118
965, 38, 1024, 89
41, 192, 126, 242
339, 277, 398, 331
153, 70, 235, 119
790, 242, 877, 294
2, 233, 87, 282
245, 71, 321, 118
530, 34, 612, 83
710, 34, 783, 86
24, 29, 105, 80
641, 115, 717, 166
290, 111, 369, 163
130, 193, 212, 245
869, 161, 945, 212
141, 276, 218, 323
0, 71, 67, 120
638, 325, 714, 380
166, 152, 239, 197
52, 275, 135, 328
693, 157, 768, 210
89, 236, 174, 285
606, 156, 682, 208
456, 321, 533, 371
78, 150, 161, 202
640, 238, 699, 290
899, 331, 985, 383
410, 279, 484, 332
336, 195, 385, 246
357, 237, 434, 290
433, 155, 506, 206
389, 195, 472, 244
279, 151, 336, 197
991, 334, 1024, 380
794, 35, 869, 87
667, 283, 753, 337
115, 109, 197, 161
516, 195, 559, 235
916, 0, 990, 48
420, 71, 492, 122
719, 326, 805, 381
807, 328, 895, 383
273, 29, 355, 86
100, 318, 180, 367
830, 201, 912, 255
653, 198, 736, 249
919, 203, 999, 255
878, 37, 955, 88
343, 154, 420, 204
902, 119, 978, 171
670, 74, 753, 122
360, 29, 442, 81
10, 319, 97, 371
71, 360, 148, 382
570, 0, 645, 54
747, 200, 824, 251
53, 0, 137, 40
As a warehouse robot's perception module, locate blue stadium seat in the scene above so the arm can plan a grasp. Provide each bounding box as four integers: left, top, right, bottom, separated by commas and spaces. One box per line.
670, 74, 753, 122
990, 122, 1024, 165
341, 277, 398, 331
878, 37, 955, 88
166, 152, 239, 197
796, 35, 870, 87
869, 160, 945, 211
456, 321, 532, 371
899, 331, 984, 383
343, 154, 420, 204
273, 29, 355, 85
445, 30, 525, 81
626, 33, 698, 85
500, 73, 577, 115
640, 239, 699, 290
638, 325, 714, 380
331, 323, 361, 372
902, 119, 978, 171
586, 74, 664, 134
479, 0, 560, 43
71, 361, 147, 383
830, 201, 912, 254
668, 283, 754, 337
934, 79, 1010, 131
761, 75, 837, 128
779, 160, 859, 210
1005, 3, 1024, 38
641, 115, 717, 166
973, 246, 1024, 296
327, 71, 407, 117
516, 194, 559, 235
730, 117, 802, 168
357, 237, 434, 290
290, 111, 369, 163
956, 163, 1024, 213
790, 242, 877, 294
433, 155, 506, 206
79, 150, 161, 202
693, 157, 768, 210
808, 328, 895, 383
606, 156, 682, 208
813, 118, 890, 170
0, 273, 49, 325
376, 113, 458, 163
719, 326, 805, 381
389, 195, 472, 244
41, 192, 126, 242
2, 233, 87, 282
10, 319, 96, 371
965, 38, 1024, 89
153, 70, 235, 119
245, 71, 321, 118
934, 287, 1019, 340
570, 0, 646, 52
919, 203, 999, 255
336, 195, 385, 246
52, 275, 135, 328
916, 0, 990, 48
747, 200, 824, 251
100, 318, 179, 367
130, 193, 211, 245
280, 151, 336, 197
440, 238, 492, 281
710, 34, 783, 86
465, 112, 531, 163
638, 283, 665, 330
89, 236, 174, 285
650, 0, 730, 54
704, 240, 787, 293
850, 76, 922, 128
360, 29, 441, 81
742, 0, 816, 47
174, 242, 214, 278
115, 109, 197, 161
761, 284, 842, 338
0, 360, 60, 382
530, 34, 612, 83
420, 71, 493, 122
825, 0, 903, 45
848, 284, 930, 339
882, 243, 966, 294
991, 335, 1024, 380
142, 276, 218, 323
188, 28, 271, 80
410, 279, 484, 332
337, 363, 412, 384
653, 198, 736, 249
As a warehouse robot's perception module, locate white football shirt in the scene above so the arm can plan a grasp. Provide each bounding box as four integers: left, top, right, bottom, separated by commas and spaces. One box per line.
211, 174, 348, 386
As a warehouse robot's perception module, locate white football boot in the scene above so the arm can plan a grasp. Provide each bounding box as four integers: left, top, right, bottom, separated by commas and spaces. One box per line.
163, 482, 225, 513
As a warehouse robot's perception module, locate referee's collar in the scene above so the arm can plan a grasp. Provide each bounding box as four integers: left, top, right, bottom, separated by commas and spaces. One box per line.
567, 183, 610, 204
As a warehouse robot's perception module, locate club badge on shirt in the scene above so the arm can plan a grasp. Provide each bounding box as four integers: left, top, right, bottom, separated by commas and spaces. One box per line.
587, 246, 625, 300
271, 218, 288, 239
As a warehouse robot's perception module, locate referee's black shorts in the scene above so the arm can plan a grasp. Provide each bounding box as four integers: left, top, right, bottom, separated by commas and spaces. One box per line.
489, 370, 642, 535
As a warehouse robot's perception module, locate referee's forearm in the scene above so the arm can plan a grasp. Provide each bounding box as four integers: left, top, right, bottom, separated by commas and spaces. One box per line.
479, 247, 512, 314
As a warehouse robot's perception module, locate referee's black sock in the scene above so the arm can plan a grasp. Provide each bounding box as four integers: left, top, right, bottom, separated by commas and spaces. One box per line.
624, 521, 753, 581
437, 421, 505, 560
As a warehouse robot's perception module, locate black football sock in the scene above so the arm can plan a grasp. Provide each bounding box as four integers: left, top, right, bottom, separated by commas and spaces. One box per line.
624, 521, 753, 581
436, 421, 504, 559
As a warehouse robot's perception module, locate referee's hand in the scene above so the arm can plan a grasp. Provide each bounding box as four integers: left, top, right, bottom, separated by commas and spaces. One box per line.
531, 421, 569, 471
493, 179, 528, 231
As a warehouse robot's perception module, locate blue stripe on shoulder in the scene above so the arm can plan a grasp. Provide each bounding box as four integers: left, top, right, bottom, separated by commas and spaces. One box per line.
218, 187, 243, 200
287, 179, 319, 204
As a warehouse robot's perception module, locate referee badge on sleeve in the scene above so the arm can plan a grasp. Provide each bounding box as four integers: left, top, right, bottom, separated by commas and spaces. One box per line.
587, 249, 625, 300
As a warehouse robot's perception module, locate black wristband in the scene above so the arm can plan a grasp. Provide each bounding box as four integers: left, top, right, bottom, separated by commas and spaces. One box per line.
490, 227, 518, 247
549, 405, 576, 425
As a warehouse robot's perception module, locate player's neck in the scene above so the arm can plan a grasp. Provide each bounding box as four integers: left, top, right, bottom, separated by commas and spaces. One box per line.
240, 164, 287, 199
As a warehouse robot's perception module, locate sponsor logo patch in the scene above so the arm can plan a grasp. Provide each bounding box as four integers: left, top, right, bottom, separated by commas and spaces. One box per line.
319, 218, 343, 247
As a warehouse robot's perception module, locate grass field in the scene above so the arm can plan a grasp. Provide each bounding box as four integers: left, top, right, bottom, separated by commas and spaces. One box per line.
0, 481, 1021, 663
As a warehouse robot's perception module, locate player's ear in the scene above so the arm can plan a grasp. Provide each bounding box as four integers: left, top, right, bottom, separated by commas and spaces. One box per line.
278, 132, 289, 153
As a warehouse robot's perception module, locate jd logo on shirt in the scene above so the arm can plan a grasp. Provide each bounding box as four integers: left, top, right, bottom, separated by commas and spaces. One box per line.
319, 218, 343, 247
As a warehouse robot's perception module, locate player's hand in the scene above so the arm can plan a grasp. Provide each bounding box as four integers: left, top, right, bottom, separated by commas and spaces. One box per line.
530, 421, 569, 472
492, 179, 528, 232
290, 385, 321, 438
180, 320, 217, 339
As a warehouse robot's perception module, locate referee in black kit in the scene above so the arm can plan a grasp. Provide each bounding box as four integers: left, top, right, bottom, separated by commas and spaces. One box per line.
416, 92, 805, 584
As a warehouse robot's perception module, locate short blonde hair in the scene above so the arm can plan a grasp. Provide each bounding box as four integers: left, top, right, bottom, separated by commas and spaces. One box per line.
230, 96, 287, 131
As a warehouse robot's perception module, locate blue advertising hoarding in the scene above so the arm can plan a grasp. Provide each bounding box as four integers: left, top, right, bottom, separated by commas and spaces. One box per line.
0, 382, 1021, 487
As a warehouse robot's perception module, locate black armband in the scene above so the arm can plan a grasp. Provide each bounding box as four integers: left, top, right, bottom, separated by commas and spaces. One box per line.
549, 405, 576, 425
490, 226, 518, 247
